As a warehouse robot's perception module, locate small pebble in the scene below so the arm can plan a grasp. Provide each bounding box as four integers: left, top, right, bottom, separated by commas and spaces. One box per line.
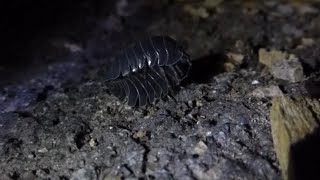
196, 100, 203, 107
251, 80, 259, 85
38, 148, 48, 153
226, 52, 244, 65
206, 131, 212, 136
28, 153, 35, 159
133, 130, 146, 139
251, 85, 283, 98
89, 138, 98, 147
258, 48, 288, 68
271, 58, 304, 83
192, 141, 208, 156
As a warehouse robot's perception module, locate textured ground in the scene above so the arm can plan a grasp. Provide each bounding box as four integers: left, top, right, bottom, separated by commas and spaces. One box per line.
0, 0, 319, 179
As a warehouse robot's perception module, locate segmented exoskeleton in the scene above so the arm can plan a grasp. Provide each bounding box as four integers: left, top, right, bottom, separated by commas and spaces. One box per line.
106, 36, 191, 106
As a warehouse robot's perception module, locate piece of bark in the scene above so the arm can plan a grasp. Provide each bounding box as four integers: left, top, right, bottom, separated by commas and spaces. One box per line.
270, 95, 320, 180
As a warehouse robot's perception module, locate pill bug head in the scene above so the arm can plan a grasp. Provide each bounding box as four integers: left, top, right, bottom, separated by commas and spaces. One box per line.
106, 35, 191, 107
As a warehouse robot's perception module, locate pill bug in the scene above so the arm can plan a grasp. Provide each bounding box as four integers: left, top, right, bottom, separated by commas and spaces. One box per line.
105, 35, 191, 106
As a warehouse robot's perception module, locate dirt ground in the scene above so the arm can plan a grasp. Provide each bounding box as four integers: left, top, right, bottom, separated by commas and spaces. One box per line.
1, 0, 319, 179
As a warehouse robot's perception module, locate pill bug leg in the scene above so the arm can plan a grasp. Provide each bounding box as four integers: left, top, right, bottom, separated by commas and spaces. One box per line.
129, 74, 148, 107
118, 81, 128, 102
124, 78, 139, 106
105, 58, 121, 81
149, 65, 169, 97
145, 72, 162, 101
163, 66, 180, 86
136, 73, 156, 105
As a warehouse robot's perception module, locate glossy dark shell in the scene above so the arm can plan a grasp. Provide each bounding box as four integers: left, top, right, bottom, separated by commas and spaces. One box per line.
106, 36, 191, 106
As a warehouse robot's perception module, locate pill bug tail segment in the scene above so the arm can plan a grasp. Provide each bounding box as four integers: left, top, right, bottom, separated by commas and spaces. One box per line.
106, 36, 191, 107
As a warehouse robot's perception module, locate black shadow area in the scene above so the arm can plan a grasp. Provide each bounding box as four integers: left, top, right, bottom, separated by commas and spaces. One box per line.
304, 76, 320, 98
289, 127, 320, 180
0, 0, 116, 85
184, 53, 226, 84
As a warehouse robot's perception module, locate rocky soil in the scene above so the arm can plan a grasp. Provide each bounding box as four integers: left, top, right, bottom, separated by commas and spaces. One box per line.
0, 0, 319, 179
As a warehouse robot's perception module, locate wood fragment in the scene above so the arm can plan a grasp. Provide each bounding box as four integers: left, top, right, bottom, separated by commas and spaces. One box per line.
270, 94, 320, 180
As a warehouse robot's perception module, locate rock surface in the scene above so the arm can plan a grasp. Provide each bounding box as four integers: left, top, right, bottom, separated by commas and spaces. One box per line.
0, 1, 319, 179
